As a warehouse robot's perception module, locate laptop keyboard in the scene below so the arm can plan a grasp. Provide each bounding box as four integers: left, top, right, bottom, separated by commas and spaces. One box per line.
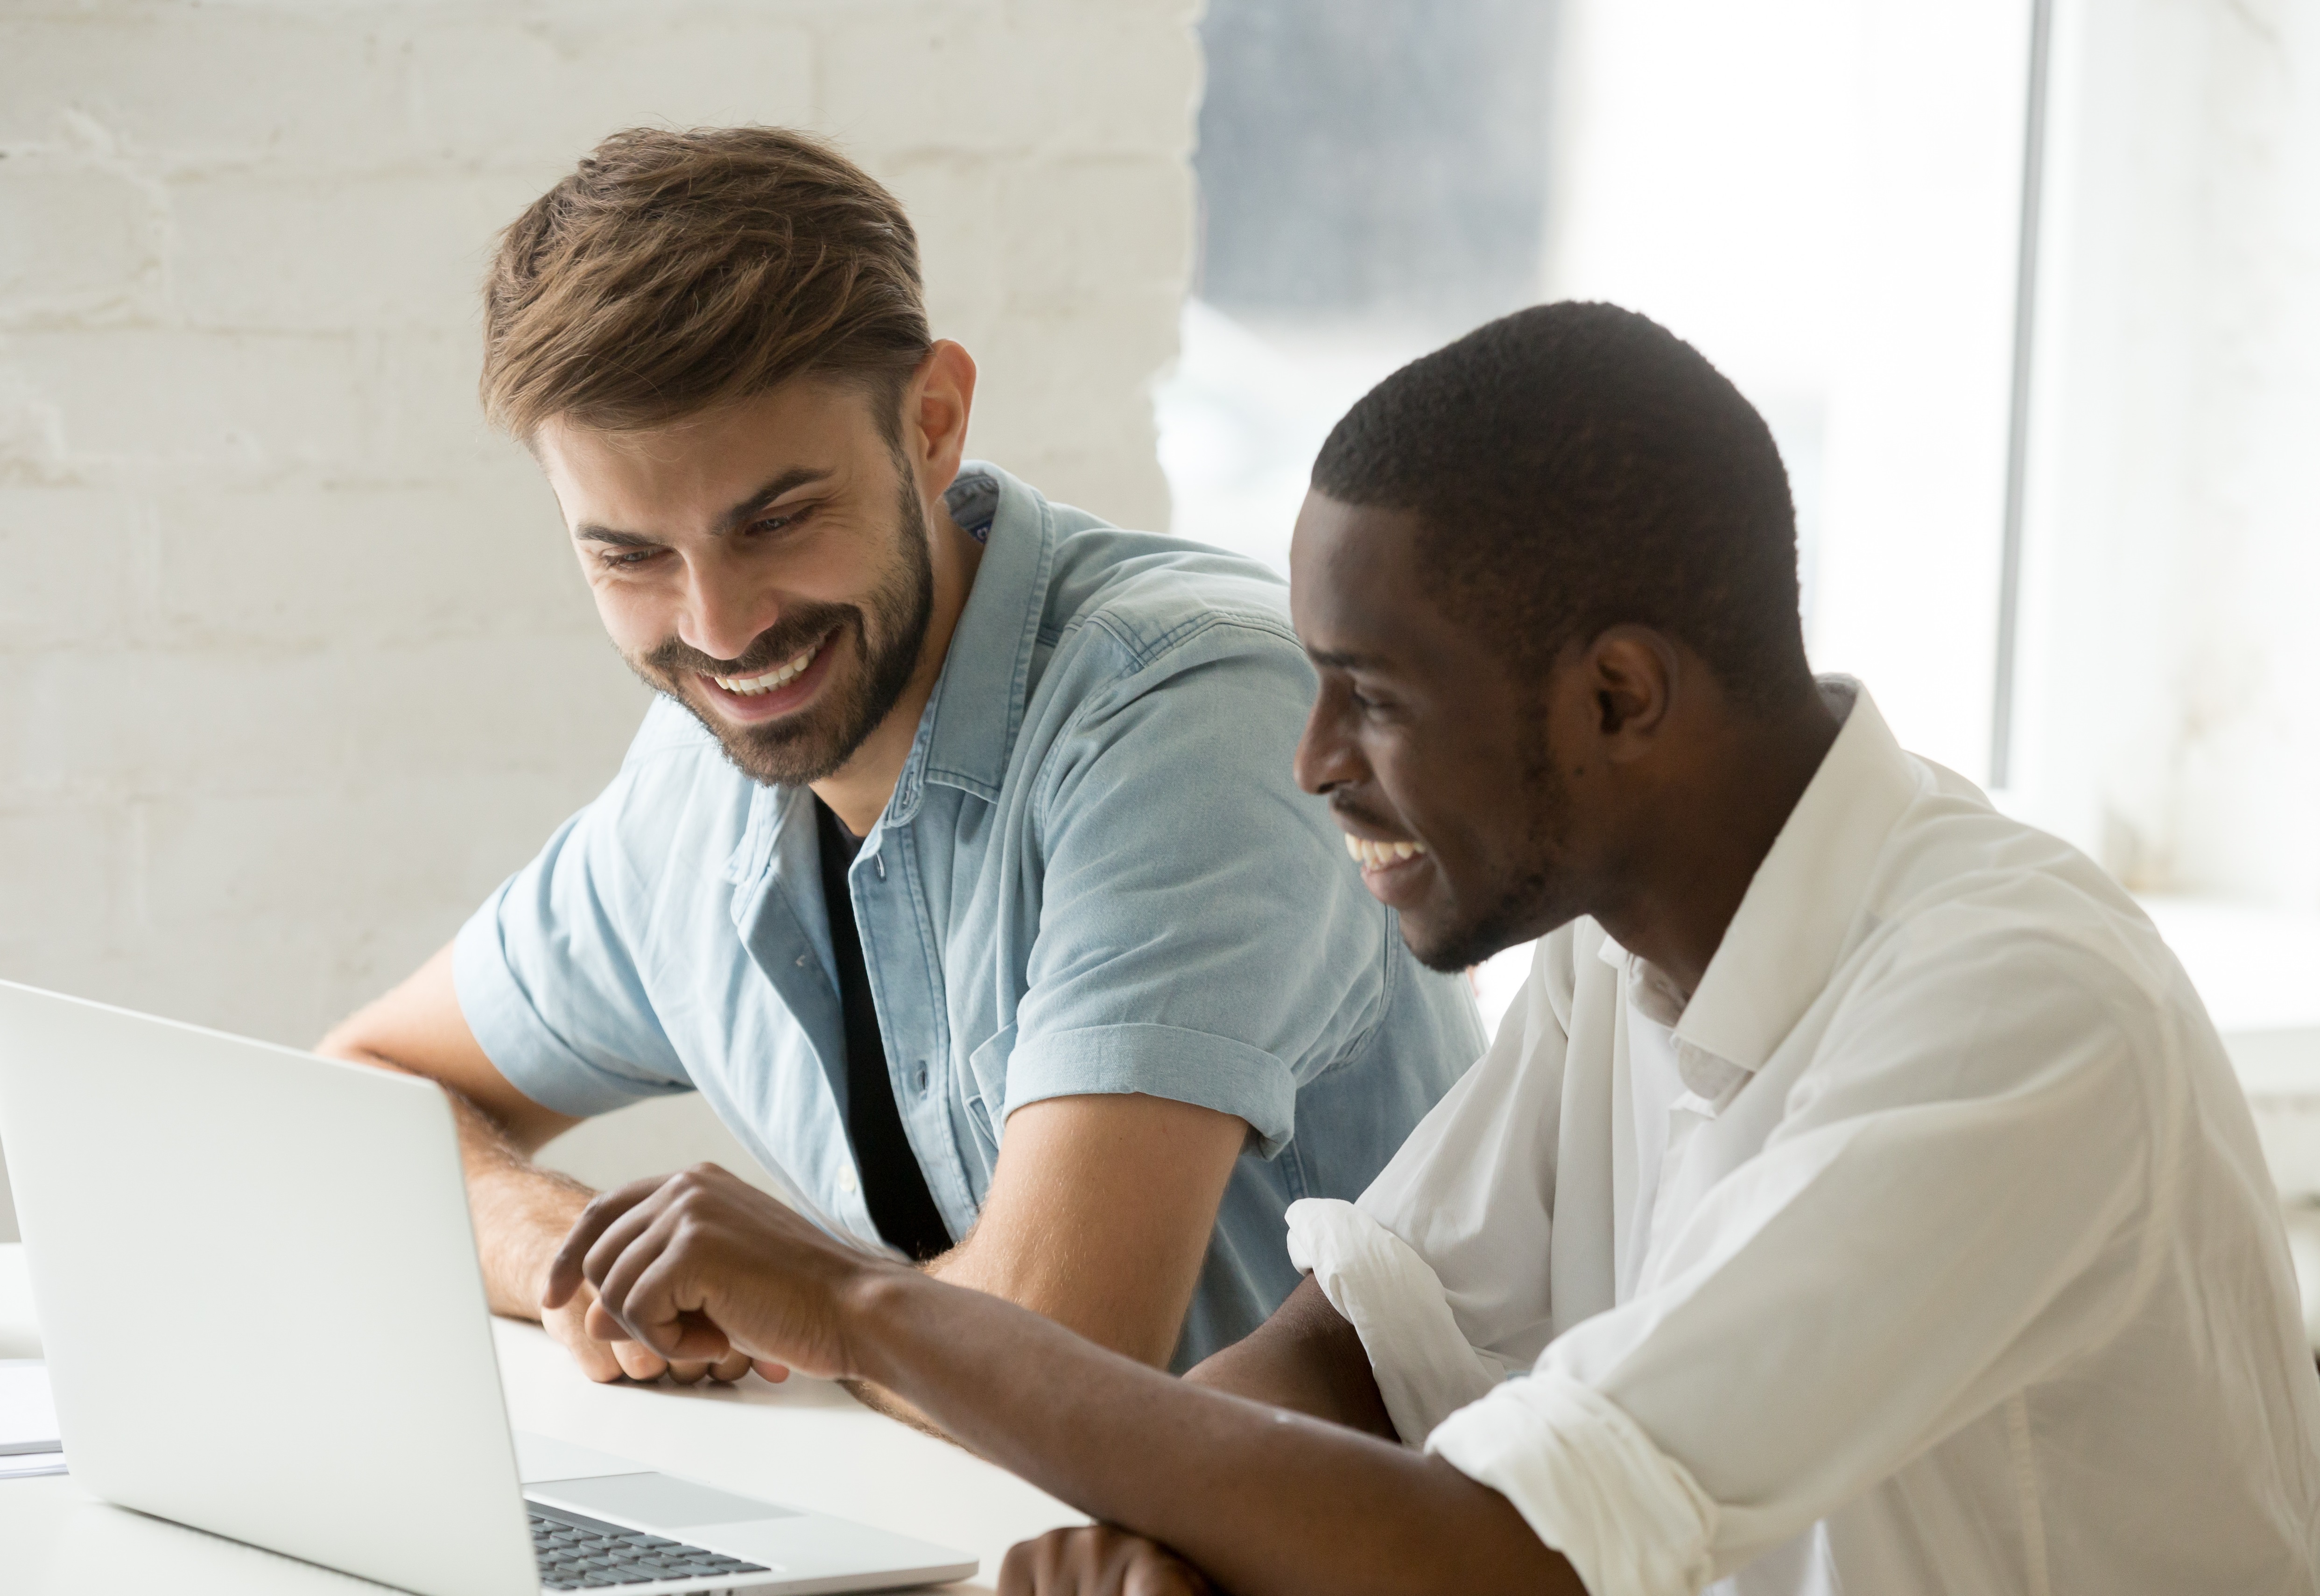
529, 1501, 771, 1589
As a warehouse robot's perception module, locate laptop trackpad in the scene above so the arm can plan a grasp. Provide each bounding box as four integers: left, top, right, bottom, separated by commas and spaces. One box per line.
530, 1472, 800, 1529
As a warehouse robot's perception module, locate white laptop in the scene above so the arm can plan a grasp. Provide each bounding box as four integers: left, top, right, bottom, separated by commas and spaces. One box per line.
0, 979, 977, 1596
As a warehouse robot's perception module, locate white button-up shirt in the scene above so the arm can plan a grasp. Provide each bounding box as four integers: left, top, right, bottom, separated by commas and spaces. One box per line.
1287, 681, 2320, 1595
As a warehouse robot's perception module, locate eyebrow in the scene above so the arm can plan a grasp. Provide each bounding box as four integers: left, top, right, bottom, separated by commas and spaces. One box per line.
1305, 647, 1392, 671
572, 466, 837, 546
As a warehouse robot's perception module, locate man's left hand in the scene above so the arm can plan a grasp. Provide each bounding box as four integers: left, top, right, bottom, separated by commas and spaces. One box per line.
999, 1526, 1214, 1596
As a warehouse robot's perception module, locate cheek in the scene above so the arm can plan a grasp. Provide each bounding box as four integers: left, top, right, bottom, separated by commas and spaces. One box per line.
1361, 730, 1440, 830
587, 577, 671, 654
1372, 731, 1500, 853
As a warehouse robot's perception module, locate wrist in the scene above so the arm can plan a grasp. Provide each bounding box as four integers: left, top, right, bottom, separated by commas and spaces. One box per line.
832, 1262, 930, 1388
507, 1196, 591, 1318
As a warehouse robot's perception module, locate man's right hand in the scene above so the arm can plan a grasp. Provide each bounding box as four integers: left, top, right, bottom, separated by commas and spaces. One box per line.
544, 1266, 756, 1385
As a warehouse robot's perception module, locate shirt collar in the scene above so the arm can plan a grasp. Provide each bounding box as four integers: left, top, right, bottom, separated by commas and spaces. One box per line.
884, 462, 1056, 823
1607, 678, 1923, 1075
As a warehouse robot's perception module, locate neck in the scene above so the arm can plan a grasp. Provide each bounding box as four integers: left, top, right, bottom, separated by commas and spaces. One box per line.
812, 502, 985, 835
1592, 685, 1841, 996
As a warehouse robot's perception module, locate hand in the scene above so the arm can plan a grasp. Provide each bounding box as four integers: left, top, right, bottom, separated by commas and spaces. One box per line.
541, 1274, 754, 1386
544, 1163, 896, 1383
999, 1526, 1214, 1596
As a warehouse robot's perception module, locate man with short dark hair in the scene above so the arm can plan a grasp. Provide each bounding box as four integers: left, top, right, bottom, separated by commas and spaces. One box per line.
319, 126, 1483, 1394
551, 302, 2320, 1594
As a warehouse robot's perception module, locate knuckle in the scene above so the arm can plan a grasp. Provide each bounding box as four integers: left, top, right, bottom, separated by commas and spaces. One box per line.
1028, 1529, 1070, 1581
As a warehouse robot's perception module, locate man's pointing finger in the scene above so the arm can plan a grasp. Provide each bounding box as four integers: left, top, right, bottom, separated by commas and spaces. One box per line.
543, 1174, 664, 1311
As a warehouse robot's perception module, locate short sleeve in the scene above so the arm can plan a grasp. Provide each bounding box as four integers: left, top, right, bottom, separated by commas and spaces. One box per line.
454, 794, 694, 1119
1005, 631, 1399, 1155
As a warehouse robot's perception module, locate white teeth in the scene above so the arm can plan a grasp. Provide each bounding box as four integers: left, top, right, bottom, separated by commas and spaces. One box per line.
1343, 834, 1428, 871
711, 639, 821, 696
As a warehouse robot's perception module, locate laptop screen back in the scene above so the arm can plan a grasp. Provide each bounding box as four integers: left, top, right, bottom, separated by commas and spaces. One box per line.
0, 980, 539, 1596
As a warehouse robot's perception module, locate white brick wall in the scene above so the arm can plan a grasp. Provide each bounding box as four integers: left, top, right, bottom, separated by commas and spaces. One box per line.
0, 0, 1201, 1240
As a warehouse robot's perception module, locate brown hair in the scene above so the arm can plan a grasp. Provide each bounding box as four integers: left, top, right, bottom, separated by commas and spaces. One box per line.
481, 126, 932, 441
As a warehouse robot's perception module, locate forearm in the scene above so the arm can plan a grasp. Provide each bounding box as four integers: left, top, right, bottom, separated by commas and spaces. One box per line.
924, 1230, 1180, 1363
844, 1270, 1577, 1596
829, 1097, 1233, 1431
840, 1234, 1110, 1440
1185, 1275, 1397, 1438
443, 1090, 596, 1319
918, 1093, 1241, 1369
319, 969, 589, 1321
843, 1200, 1196, 1439
551, 1167, 1564, 1587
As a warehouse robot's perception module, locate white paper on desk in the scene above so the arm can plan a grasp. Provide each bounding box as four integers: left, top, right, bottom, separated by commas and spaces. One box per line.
0, 1359, 61, 1454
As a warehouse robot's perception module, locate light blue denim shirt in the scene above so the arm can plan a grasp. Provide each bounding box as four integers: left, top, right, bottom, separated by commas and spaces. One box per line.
454, 463, 1483, 1361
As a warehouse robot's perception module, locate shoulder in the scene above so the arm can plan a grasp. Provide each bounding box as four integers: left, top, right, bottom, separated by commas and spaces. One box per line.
603, 694, 736, 796
1829, 787, 2214, 1106
1037, 507, 1306, 680
1865, 779, 2183, 1013
993, 512, 1321, 802
571, 694, 757, 878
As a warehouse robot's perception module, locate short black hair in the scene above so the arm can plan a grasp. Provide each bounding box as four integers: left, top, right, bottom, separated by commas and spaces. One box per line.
1311, 302, 1809, 710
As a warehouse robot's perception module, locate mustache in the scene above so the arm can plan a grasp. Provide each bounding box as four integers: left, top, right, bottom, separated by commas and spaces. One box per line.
1328, 793, 1402, 835
643, 604, 853, 679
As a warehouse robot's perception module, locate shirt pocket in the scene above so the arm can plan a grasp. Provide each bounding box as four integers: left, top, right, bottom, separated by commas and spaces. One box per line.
964, 1022, 1017, 1156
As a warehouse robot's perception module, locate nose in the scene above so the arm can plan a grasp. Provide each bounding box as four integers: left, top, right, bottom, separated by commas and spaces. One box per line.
676, 551, 775, 665
1293, 682, 1365, 797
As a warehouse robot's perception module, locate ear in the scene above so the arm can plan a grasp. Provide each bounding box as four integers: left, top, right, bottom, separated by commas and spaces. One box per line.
905, 340, 978, 492
1572, 626, 1680, 762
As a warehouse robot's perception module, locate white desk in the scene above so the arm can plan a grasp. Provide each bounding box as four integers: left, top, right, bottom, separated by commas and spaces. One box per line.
0, 1244, 1083, 1593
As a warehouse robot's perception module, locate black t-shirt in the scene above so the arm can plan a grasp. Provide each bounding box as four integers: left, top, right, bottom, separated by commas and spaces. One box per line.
814, 799, 953, 1262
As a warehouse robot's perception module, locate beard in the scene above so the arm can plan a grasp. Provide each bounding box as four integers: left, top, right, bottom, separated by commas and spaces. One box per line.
1400, 717, 1574, 974
627, 473, 937, 788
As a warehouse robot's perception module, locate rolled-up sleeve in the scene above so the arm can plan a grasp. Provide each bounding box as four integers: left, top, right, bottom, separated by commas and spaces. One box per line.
1285, 1197, 1507, 1443
454, 797, 693, 1118
1005, 631, 1395, 1154
1429, 1371, 1722, 1596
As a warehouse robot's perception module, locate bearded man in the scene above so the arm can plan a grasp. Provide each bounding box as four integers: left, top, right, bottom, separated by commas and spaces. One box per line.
318, 127, 1482, 1403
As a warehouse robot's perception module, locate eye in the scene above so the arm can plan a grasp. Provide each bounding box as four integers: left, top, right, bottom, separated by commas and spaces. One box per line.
745, 501, 818, 538
599, 546, 664, 570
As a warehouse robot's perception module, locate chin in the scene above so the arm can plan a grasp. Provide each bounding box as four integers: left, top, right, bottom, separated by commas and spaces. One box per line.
1402, 882, 1565, 974
1399, 913, 1501, 975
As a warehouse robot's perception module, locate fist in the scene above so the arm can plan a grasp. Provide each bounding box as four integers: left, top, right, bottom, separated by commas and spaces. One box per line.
543, 1274, 755, 1386
545, 1162, 881, 1383
999, 1526, 1214, 1596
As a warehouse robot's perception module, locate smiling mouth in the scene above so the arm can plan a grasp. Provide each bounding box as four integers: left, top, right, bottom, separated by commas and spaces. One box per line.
1344, 835, 1429, 872
705, 636, 824, 696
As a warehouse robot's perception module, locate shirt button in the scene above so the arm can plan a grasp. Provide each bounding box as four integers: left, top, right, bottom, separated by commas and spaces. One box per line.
837, 1167, 859, 1196
913, 1062, 930, 1093
874, 856, 887, 880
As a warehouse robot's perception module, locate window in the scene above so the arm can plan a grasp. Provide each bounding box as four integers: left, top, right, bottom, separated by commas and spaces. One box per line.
1164, 0, 2041, 1027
